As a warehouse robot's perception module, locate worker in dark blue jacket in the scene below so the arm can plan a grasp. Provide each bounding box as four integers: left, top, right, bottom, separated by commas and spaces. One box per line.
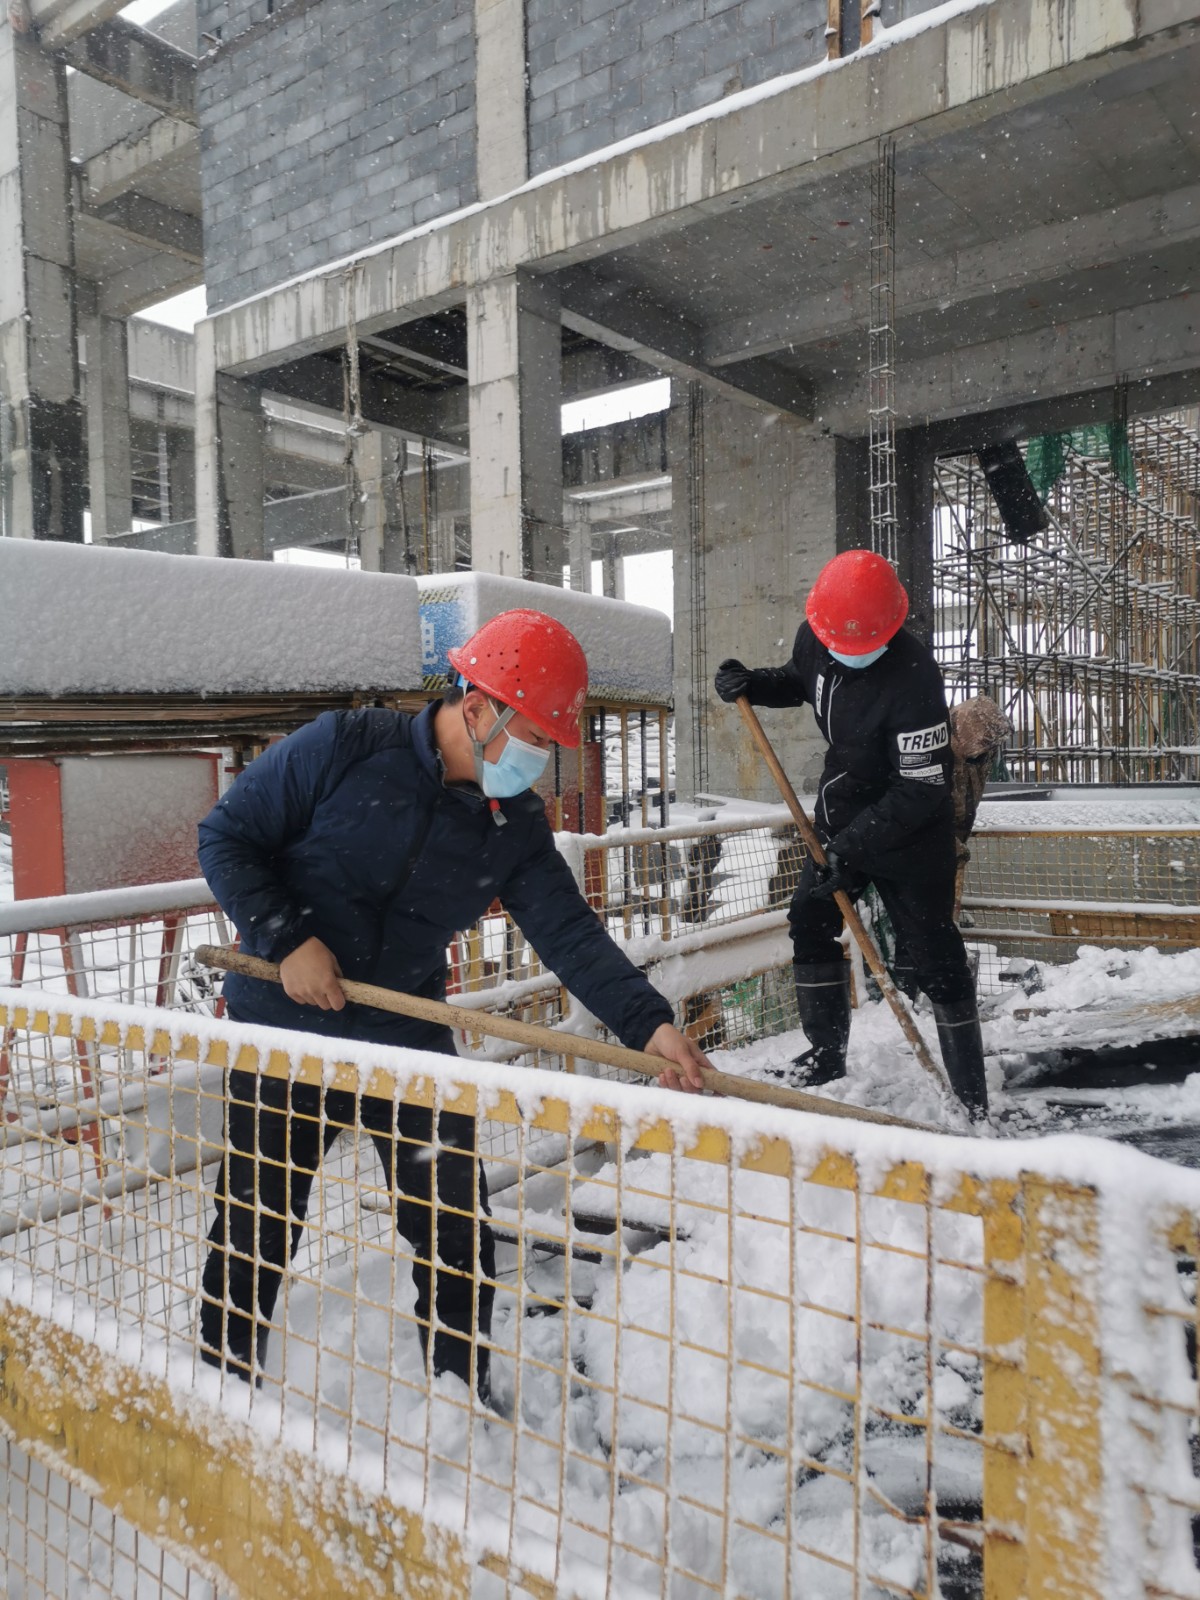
198, 609, 708, 1401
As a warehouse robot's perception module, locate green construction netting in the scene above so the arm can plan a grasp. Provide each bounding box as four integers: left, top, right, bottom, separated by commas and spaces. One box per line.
1025, 423, 1138, 501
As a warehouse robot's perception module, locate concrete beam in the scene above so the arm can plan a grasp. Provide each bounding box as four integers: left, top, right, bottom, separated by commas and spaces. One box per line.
59, 17, 197, 121
83, 189, 203, 264
260, 355, 468, 450
264, 415, 344, 469
567, 479, 671, 520
97, 250, 201, 316
127, 315, 194, 391
563, 408, 667, 488
815, 290, 1200, 434
81, 112, 196, 207
28, 0, 124, 48
128, 379, 193, 431
704, 182, 1200, 368
923, 369, 1200, 457
559, 268, 813, 420
561, 345, 656, 401
207, 0, 1200, 376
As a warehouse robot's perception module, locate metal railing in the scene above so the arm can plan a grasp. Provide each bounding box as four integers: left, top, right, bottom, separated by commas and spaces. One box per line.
4, 816, 1199, 1117
0, 994, 1198, 1599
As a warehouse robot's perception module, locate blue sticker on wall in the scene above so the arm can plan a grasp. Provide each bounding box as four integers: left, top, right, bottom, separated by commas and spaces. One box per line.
418, 593, 470, 679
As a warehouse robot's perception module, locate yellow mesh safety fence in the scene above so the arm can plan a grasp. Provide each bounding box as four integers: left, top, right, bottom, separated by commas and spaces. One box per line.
1, 995, 1199, 1599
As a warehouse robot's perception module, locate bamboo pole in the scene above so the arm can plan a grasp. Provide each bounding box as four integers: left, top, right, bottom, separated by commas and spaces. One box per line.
734, 698, 962, 1116
194, 945, 940, 1133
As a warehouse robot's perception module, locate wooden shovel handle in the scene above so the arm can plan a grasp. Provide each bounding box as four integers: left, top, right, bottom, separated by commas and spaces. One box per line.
195, 945, 940, 1132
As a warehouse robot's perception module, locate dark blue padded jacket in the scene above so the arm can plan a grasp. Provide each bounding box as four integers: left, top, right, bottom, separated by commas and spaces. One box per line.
197, 704, 673, 1054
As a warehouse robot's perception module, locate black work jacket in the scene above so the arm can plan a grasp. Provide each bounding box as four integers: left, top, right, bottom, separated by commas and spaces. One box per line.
743, 624, 954, 878
197, 704, 672, 1052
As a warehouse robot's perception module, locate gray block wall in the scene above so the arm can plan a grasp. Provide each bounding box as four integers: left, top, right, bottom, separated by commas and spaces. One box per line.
527, 0, 831, 177
197, 0, 476, 309
195, 0, 955, 305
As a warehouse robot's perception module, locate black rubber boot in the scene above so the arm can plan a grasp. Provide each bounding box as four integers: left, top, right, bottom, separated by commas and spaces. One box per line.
788, 961, 852, 1088
932, 997, 989, 1122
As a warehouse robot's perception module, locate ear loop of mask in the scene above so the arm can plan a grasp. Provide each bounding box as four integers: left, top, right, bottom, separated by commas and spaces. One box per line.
460, 677, 516, 791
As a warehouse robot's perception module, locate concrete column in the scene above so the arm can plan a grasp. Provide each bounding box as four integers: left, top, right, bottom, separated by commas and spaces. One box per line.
467, 272, 563, 584
474, 0, 527, 200
165, 427, 195, 523
895, 429, 937, 643
566, 507, 590, 592
601, 534, 624, 600
671, 385, 846, 805
81, 311, 132, 541
0, 15, 84, 540
195, 319, 266, 559
356, 432, 411, 574
831, 430, 936, 639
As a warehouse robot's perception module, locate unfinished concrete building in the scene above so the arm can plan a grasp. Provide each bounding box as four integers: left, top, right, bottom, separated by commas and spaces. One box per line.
8, 8, 1200, 1597
4, 0, 1200, 804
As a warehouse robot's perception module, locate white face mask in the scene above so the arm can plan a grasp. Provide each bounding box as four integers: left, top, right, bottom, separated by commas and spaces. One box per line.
828, 644, 888, 669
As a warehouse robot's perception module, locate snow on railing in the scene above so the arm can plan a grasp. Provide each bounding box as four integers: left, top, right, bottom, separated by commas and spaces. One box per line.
0, 991, 1198, 1600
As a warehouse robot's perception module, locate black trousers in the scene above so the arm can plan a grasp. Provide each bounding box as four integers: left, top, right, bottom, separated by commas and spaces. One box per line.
199, 1066, 496, 1393
788, 847, 974, 1007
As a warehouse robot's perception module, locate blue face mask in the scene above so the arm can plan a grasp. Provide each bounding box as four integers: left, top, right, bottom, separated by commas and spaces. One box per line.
469, 696, 551, 797
829, 644, 888, 669
480, 727, 550, 797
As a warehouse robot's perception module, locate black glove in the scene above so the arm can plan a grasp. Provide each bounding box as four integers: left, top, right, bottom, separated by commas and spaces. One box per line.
809, 849, 853, 901
714, 658, 753, 703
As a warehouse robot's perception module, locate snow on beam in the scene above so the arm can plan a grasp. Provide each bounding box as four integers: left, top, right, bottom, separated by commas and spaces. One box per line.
0, 540, 424, 698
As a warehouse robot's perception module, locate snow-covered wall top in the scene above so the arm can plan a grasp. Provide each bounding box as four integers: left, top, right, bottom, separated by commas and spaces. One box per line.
416, 573, 672, 706
977, 791, 1200, 829
0, 541, 423, 697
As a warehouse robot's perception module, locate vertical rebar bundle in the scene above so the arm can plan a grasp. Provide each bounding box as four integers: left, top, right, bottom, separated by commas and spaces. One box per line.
933, 412, 1200, 784
868, 136, 897, 566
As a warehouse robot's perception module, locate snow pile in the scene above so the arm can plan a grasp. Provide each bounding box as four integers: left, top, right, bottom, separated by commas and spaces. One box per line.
416, 572, 672, 705
0, 540, 423, 696
985, 944, 1200, 1055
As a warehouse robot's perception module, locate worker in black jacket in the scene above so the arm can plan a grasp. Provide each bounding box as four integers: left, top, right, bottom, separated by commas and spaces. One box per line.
715, 550, 988, 1119
197, 608, 709, 1401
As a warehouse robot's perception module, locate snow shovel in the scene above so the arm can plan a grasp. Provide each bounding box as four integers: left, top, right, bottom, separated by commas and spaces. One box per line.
734, 698, 963, 1119
194, 945, 940, 1132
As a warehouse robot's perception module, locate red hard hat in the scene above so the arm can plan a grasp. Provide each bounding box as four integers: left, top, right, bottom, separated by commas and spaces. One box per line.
805, 550, 908, 654
448, 609, 588, 747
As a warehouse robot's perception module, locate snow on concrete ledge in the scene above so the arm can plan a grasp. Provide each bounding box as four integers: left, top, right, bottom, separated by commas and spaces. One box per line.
416, 572, 672, 705
0, 541, 423, 697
